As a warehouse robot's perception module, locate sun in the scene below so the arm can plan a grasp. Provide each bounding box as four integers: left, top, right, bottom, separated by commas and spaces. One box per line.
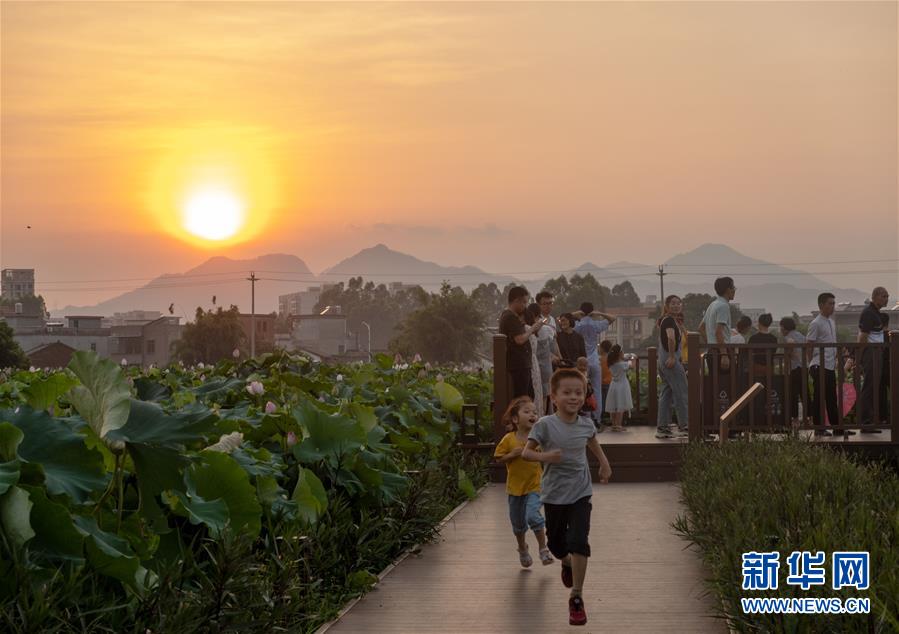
182, 187, 245, 241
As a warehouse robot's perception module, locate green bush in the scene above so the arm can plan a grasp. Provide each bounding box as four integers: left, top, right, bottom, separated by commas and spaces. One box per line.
675, 439, 898, 633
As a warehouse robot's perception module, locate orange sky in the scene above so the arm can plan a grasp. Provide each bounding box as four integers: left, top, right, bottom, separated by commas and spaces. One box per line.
1, 1, 896, 309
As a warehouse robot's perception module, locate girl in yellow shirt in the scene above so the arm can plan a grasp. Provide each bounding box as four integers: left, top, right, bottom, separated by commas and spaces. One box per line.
494, 396, 554, 567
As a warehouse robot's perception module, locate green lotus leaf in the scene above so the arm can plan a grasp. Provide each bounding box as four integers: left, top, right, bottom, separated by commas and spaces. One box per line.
345, 403, 378, 433
133, 377, 171, 402
191, 377, 245, 399
19, 485, 84, 561
256, 474, 297, 521
433, 381, 464, 416
22, 373, 77, 412
165, 487, 229, 536
67, 351, 131, 448
107, 399, 219, 447
292, 400, 366, 465
291, 467, 328, 525
5, 407, 108, 504
0, 422, 24, 496
73, 515, 149, 594
188, 452, 262, 537
0, 486, 35, 548
374, 353, 394, 370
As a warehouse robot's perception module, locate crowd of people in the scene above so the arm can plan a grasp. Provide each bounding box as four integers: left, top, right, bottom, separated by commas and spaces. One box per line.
492, 279, 891, 628
499, 279, 893, 438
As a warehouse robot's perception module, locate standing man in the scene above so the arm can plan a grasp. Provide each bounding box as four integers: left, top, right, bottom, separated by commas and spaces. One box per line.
806, 292, 845, 436
702, 277, 735, 372
857, 287, 890, 433
573, 302, 616, 416
500, 286, 549, 399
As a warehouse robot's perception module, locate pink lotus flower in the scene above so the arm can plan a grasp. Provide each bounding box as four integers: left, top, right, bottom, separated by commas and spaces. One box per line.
265, 401, 277, 414
286, 431, 298, 446
412, 353, 422, 363
246, 380, 265, 395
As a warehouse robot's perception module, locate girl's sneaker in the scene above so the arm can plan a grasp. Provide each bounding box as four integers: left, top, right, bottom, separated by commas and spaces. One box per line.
539, 548, 554, 565
518, 548, 533, 568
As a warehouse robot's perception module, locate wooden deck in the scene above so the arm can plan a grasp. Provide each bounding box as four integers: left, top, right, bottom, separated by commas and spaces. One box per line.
322, 483, 726, 633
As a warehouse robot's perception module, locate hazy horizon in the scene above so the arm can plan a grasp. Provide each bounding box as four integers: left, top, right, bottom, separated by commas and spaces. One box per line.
2, 1, 897, 309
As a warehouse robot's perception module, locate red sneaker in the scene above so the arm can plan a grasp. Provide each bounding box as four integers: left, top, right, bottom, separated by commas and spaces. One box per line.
561, 564, 573, 588
569, 596, 587, 626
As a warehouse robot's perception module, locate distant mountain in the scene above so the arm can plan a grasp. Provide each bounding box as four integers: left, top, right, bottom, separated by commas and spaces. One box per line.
58, 254, 313, 318
662, 243, 832, 289
57, 242, 868, 321
321, 243, 516, 289
625, 244, 867, 317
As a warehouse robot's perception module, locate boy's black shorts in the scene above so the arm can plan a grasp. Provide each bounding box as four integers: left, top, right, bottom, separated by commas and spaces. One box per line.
543, 495, 592, 559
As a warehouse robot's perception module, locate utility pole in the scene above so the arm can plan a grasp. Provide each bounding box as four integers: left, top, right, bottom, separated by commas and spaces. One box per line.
657, 265, 667, 304
248, 272, 257, 358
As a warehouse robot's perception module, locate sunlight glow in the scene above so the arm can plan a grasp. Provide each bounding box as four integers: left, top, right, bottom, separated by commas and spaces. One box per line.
182, 188, 244, 240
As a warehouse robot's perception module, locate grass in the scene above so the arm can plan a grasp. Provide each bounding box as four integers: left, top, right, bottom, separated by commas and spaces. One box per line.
674, 438, 898, 633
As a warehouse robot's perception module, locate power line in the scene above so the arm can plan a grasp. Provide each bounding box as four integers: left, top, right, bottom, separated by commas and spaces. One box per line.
31, 260, 899, 289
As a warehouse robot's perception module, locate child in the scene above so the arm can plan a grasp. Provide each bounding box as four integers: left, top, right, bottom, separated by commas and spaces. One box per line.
494, 397, 554, 568
523, 368, 612, 626
604, 344, 633, 432
599, 340, 613, 422
575, 356, 598, 423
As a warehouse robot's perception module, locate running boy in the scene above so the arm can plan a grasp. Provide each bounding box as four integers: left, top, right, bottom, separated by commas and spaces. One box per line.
522, 368, 612, 626
494, 396, 554, 568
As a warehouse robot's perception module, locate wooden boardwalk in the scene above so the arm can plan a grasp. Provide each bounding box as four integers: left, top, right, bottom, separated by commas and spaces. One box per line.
323, 483, 727, 633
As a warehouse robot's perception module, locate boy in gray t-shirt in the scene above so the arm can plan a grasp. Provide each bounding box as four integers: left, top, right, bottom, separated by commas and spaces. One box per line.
523, 368, 612, 627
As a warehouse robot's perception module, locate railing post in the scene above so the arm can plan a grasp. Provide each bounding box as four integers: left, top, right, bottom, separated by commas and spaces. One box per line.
890, 330, 899, 442
687, 332, 701, 442
647, 347, 658, 427
492, 334, 510, 445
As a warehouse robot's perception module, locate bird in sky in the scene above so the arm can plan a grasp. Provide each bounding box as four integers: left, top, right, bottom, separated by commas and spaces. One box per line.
168, 303, 174, 315
212, 295, 217, 305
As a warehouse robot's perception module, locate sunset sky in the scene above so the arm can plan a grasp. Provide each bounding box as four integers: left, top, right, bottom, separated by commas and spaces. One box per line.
1, 1, 896, 309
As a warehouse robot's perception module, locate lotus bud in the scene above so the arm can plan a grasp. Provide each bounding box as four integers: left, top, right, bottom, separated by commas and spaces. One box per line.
418, 369, 427, 379
198, 362, 205, 369
336, 373, 344, 382
233, 348, 240, 359
412, 353, 422, 363
29, 366, 36, 372
425, 362, 432, 371
394, 353, 403, 364
436, 373, 444, 382
246, 380, 264, 395
265, 400, 277, 414
287, 431, 298, 446
199, 374, 206, 381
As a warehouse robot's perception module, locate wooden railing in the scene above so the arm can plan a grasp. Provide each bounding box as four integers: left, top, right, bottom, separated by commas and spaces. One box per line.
717, 382, 765, 445
685, 330, 899, 442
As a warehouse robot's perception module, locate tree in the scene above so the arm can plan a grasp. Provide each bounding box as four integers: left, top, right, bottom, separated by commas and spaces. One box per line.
172, 306, 247, 365
541, 274, 608, 314
609, 281, 641, 308
0, 320, 29, 369
470, 282, 507, 326
389, 282, 487, 364
316, 278, 428, 351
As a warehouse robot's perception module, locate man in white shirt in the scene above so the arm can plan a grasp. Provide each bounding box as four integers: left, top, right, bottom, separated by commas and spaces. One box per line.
702, 277, 735, 372
805, 292, 843, 436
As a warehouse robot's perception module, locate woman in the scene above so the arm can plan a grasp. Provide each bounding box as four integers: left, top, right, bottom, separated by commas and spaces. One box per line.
656, 295, 690, 439
525, 303, 551, 415
556, 312, 587, 367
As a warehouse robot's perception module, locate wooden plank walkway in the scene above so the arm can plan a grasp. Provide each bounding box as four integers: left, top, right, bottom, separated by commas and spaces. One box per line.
324, 483, 727, 633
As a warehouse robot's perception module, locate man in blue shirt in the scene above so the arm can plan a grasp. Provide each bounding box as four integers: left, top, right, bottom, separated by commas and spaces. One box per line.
573, 302, 616, 420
